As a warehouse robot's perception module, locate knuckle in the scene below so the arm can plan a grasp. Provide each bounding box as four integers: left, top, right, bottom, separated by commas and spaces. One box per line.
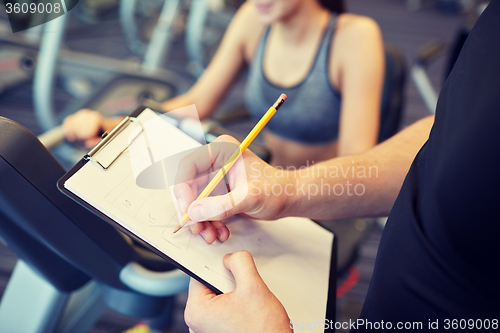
217, 209, 229, 221
217, 134, 233, 141
216, 134, 240, 145
232, 250, 252, 261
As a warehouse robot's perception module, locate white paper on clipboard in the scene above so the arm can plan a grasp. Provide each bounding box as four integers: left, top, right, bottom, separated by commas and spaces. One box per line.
63, 108, 334, 332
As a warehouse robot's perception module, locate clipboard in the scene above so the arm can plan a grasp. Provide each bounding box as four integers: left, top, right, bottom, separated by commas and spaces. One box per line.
58, 106, 337, 331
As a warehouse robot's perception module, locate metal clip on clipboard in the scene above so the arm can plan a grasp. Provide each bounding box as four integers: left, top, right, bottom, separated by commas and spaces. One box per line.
84, 116, 145, 170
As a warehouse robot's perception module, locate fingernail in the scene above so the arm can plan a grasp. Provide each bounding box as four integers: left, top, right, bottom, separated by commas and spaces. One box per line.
201, 229, 208, 239
217, 229, 223, 240
191, 205, 207, 221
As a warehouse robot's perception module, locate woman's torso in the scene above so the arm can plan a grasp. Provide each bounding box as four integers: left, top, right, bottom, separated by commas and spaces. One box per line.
244, 14, 342, 167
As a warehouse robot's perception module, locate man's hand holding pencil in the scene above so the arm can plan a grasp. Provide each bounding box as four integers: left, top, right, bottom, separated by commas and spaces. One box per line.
172, 94, 291, 243
172, 135, 289, 243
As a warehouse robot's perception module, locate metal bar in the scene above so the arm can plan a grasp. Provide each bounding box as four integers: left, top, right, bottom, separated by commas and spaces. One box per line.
33, 14, 68, 131
37, 125, 66, 149
411, 65, 438, 114
142, 0, 181, 74
185, 0, 210, 77
119, 0, 145, 55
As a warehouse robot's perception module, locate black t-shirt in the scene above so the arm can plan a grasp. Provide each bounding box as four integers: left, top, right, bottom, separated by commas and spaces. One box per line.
356, 1, 500, 329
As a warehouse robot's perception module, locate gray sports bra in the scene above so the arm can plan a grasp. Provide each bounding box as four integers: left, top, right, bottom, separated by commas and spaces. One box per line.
244, 14, 341, 144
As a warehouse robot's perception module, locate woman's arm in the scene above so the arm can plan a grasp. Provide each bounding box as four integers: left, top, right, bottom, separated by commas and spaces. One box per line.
163, 3, 264, 119
333, 15, 385, 156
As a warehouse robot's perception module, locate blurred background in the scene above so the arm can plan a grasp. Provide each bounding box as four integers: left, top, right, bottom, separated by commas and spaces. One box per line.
0, 0, 484, 332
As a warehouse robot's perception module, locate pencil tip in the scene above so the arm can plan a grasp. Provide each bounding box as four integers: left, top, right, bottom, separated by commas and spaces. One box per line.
173, 224, 182, 233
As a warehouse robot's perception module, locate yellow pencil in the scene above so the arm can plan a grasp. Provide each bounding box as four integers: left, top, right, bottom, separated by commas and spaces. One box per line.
173, 93, 287, 233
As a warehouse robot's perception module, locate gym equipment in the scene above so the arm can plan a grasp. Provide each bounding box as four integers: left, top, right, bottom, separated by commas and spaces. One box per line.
120, 0, 174, 56
411, 40, 446, 114
185, 0, 243, 77
33, 0, 186, 132
411, 2, 487, 114
0, 46, 36, 95
0, 116, 190, 333
0, 10, 38, 96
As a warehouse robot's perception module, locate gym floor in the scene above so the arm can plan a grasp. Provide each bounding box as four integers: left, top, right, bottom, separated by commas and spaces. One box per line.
0, 0, 464, 332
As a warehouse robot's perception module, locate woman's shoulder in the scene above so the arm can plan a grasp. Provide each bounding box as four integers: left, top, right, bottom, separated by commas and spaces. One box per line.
330, 13, 383, 66
327, 13, 384, 89
231, 3, 267, 39
334, 13, 382, 43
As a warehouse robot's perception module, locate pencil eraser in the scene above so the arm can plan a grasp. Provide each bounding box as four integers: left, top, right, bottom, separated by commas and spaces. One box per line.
280, 93, 287, 101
